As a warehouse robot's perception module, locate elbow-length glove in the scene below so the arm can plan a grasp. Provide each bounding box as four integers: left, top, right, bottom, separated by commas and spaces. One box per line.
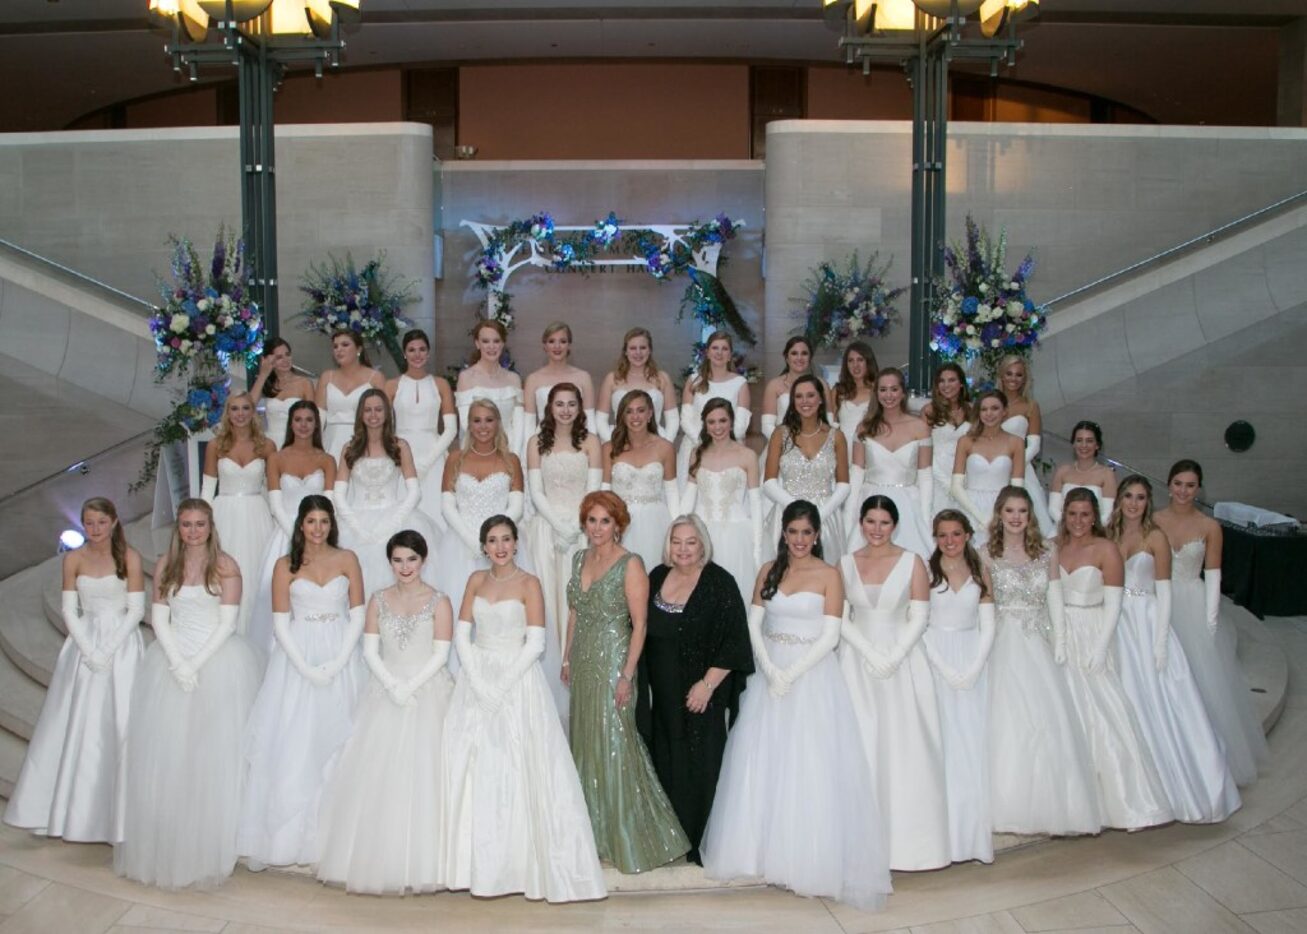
916, 466, 933, 519
455, 619, 501, 711
395, 477, 422, 528
951, 474, 989, 529
150, 603, 196, 690
61, 590, 105, 672
928, 603, 996, 690
1204, 569, 1222, 634
267, 489, 296, 538
1046, 578, 1068, 665
745, 604, 788, 696
778, 614, 842, 687
275, 610, 330, 687
879, 600, 930, 677
1153, 579, 1173, 672
759, 414, 777, 446
442, 490, 482, 555
661, 406, 680, 443
821, 481, 850, 529
663, 479, 681, 518
188, 603, 238, 679
586, 467, 602, 493
1088, 586, 1124, 674
733, 406, 752, 442
431, 411, 458, 465
529, 468, 579, 550
99, 590, 146, 665
394, 639, 452, 705
509, 402, 526, 458
594, 410, 613, 443
200, 475, 217, 504
318, 604, 366, 682
521, 412, 538, 451
681, 482, 699, 516
1048, 490, 1064, 525
844, 465, 866, 534
331, 479, 365, 542
680, 403, 702, 447
362, 631, 405, 704
500, 626, 545, 691
839, 605, 886, 676
1025, 433, 1041, 464
505, 490, 525, 523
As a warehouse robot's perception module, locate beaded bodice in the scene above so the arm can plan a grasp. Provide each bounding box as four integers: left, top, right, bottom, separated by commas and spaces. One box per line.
347, 456, 402, 508
611, 461, 664, 505
862, 439, 919, 487
454, 471, 512, 530
279, 469, 325, 510
966, 453, 1013, 493
376, 590, 439, 676
290, 575, 348, 626
471, 596, 530, 657
761, 590, 826, 651
567, 551, 635, 683
1124, 551, 1156, 597
990, 552, 1052, 638
695, 466, 748, 522
217, 458, 267, 496
1171, 539, 1206, 582
394, 375, 442, 434
778, 431, 836, 502
541, 449, 589, 513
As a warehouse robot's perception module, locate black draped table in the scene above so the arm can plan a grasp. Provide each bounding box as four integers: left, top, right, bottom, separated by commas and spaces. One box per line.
1220, 521, 1307, 619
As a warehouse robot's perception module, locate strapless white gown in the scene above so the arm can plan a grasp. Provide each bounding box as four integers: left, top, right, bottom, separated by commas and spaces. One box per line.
263, 396, 300, 450
1116, 553, 1240, 822
849, 439, 933, 557
766, 431, 845, 564
839, 554, 950, 871
210, 457, 275, 635
835, 399, 869, 452
610, 461, 671, 573
702, 591, 891, 911
963, 453, 1013, 547
394, 374, 449, 530
433, 471, 534, 619
441, 598, 606, 902
677, 375, 747, 490
690, 466, 758, 601
336, 456, 441, 599
6, 574, 144, 843
1002, 415, 1055, 537
317, 589, 454, 894
323, 383, 368, 460
239, 576, 366, 866
1169, 539, 1268, 786
115, 586, 260, 889
931, 420, 970, 515
248, 468, 327, 660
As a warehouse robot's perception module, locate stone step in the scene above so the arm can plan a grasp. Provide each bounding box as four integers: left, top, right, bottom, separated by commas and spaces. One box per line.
0, 563, 63, 688
0, 726, 26, 798
0, 646, 44, 742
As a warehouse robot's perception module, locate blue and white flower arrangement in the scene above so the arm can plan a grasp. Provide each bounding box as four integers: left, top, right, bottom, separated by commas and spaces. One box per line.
297, 251, 417, 370
797, 252, 904, 351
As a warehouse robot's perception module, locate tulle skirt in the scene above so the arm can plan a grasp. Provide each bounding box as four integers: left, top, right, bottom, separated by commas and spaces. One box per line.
238, 619, 366, 866
316, 670, 454, 894
1117, 594, 1241, 823
5, 630, 144, 843
847, 484, 932, 558
1169, 578, 1268, 786
211, 493, 275, 635
114, 637, 261, 889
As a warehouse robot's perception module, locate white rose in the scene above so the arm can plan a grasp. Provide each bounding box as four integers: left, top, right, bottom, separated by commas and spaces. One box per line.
978, 304, 992, 321
1009, 281, 1020, 290
179, 339, 192, 352
350, 311, 362, 322
978, 283, 989, 294
196, 298, 210, 311
1007, 303, 1023, 318
205, 324, 217, 336
991, 338, 1001, 348
843, 290, 857, 304
170, 313, 190, 334
966, 337, 981, 350
965, 325, 976, 335
1006, 323, 1015, 332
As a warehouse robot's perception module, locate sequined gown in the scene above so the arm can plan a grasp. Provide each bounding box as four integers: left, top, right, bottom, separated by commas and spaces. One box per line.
566, 551, 689, 873
317, 591, 454, 894
336, 456, 441, 599
394, 374, 450, 530
986, 554, 1101, 835
766, 431, 845, 563
442, 598, 605, 901
610, 461, 670, 573
689, 467, 758, 601
849, 438, 933, 557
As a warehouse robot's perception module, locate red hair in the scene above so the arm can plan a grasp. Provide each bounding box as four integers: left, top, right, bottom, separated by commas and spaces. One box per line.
579, 490, 630, 534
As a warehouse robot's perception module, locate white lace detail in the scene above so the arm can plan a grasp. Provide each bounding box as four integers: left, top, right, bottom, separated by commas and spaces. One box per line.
217, 458, 267, 495
696, 466, 748, 522
350, 457, 401, 507
540, 450, 589, 514
455, 472, 513, 529
611, 461, 664, 505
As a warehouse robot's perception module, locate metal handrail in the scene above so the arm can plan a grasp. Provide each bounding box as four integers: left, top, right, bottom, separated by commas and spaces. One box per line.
0, 237, 156, 313
0, 429, 154, 508
1043, 189, 1307, 309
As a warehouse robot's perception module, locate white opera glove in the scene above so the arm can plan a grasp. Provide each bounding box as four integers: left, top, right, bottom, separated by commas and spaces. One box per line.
318, 604, 365, 682
923, 628, 964, 688
432, 411, 458, 462
331, 480, 365, 541
529, 468, 578, 545
661, 406, 680, 442
845, 465, 866, 533
760, 413, 777, 445
595, 410, 613, 443
663, 479, 680, 517
1153, 580, 1173, 672
61, 590, 104, 671
733, 406, 752, 441
200, 474, 217, 504
455, 393, 473, 441
681, 482, 699, 516
505, 490, 525, 523
821, 481, 850, 527
442, 490, 482, 555
1047, 579, 1068, 665
362, 631, 405, 704
680, 403, 702, 444
395, 639, 451, 705
267, 488, 296, 538
779, 614, 842, 685
321, 487, 334, 504
500, 626, 545, 689
1048, 490, 1064, 525
746, 604, 788, 696
1099, 497, 1115, 526
100, 590, 146, 662
150, 603, 195, 689
396, 477, 422, 525
521, 412, 538, 449
1204, 569, 1222, 634
1089, 586, 1123, 674
582, 408, 596, 436
840, 606, 888, 677
748, 487, 765, 567
1025, 433, 1041, 464
916, 466, 934, 519
884, 600, 930, 675
455, 619, 500, 711
1011, 476, 1026, 488
188, 603, 237, 676
509, 403, 526, 456
274, 610, 329, 687
951, 474, 988, 528
957, 603, 997, 690
762, 478, 795, 511
586, 467, 602, 493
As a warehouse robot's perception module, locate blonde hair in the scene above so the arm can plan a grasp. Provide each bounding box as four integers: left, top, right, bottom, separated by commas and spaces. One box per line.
158, 498, 223, 597
212, 391, 270, 458
997, 354, 1032, 403
1106, 474, 1156, 543
985, 485, 1047, 560
662, 514, 713, 568
459, 398, 511, 461
614, 327, 660, 383
542, 321, 573, 348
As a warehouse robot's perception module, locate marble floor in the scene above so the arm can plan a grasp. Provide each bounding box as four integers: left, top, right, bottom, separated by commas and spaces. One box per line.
0, 616, 1304, 933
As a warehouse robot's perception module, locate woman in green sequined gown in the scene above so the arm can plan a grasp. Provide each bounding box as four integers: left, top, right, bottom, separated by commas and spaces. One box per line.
564, 491, 689, 873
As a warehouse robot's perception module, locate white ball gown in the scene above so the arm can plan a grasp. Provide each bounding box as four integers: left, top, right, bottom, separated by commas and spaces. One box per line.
987, 554, 1101, 835
834, 397, 869, 453
238, 576, 366, 866
924, 579, 993, 864
930, 420, 970, 515
1058, 565, 1172, 829
766, 431, 845, 564
677, 375, 747, 489
1001, 415, 1055, 537
1170, 539, 1268, 786
316, 590, 454, 894
210, 458, 275, 635
262, 395, 301, 449
394, 374, 451, 530
960, 452, 1013, 547
322, 383, 368, 461
441, 598, 606, 902
1117, 553, 1241, 822
838, 554, 950, 871
610, 461, 672, 573
248, 468, 326, 659
336, 456, 441, 599
702, 590, 891, 911
687, 466, 759, 601
433, 471, 534, 622
115, 587, 260, 888
848, 438, 933, 558
5, 575, 143, 842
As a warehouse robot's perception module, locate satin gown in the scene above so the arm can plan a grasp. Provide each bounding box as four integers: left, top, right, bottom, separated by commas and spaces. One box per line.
6, 574, 143, 843
393, 374, 450, 530
442, 598, 605, 901
839, 553, 950, 871
248, 468, 326, 660
322, 383, 368, 461
210, 457, 275, 636
849, 438, 933, 558
962, 453, 1013, 547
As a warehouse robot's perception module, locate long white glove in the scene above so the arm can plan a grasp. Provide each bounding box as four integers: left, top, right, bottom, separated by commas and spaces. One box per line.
821, 481, 850, 529
521, 412, 538, 450
779, 614, 842, 685
61, 590, 104, 672
681, 482, 699, 515
529, 468, 578, 545
663, 479, 680, 518
455, 619, 501, 711
1153, 579, 1173, 672
509, 402, 526, 457
595, 410, 613, 443
318, 604, 365, 681
586, 467, 602, 493
188, 603, 238, 675
1089, 586, 1123, 674
1025, 433, 1041, 464
396, 477, 422, 527
431, 412, 458, 465
748, 487, 765, 567
916, 466, 933, 519
844, 464, 866, 534
582, 408, 597, 436
362, 631, 404, 703
1048, 490, 1064, 525
759, 413, 777, 446
1099, 497, 1115, 526
952, 603, 997, 690
745, 604, 788, 696
680, 403, 701, 446
505, 490, 525, 523
840, 605, 886, 675
1047, 578, 1068, 665
332, 479, 364, 541
1204, 569, 1222, 634
99, 590, 146, 664
267, 488, 296, 538
661, 406, 680, 442
951, 474, 988, 528
442, 490, 482, 555
762, 478, 795, 512
150, 603, 196, 690
498, 626, 545, 690
274, 610, 329, 687
200, 475, 217, 504
733, 406, 752, 442
455, 391, 474, 441
395, 639, 451, 705
883, 601, 930, 676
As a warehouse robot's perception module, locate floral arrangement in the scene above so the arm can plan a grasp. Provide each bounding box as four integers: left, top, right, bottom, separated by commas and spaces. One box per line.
147, 230, 262, 379
796, 252, 904, 351
297, 252, 417, 370
930, 215, 1045, 377
131, 376, 231, 492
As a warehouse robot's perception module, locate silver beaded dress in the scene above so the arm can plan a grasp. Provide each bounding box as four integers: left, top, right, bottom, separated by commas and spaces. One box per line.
765, 431, 844, 563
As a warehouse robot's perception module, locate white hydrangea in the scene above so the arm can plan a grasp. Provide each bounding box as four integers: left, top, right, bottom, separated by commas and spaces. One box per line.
169, 313, 190, 334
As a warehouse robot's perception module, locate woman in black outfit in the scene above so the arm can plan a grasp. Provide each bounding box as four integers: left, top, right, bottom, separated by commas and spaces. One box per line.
638, 514, 754, 864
